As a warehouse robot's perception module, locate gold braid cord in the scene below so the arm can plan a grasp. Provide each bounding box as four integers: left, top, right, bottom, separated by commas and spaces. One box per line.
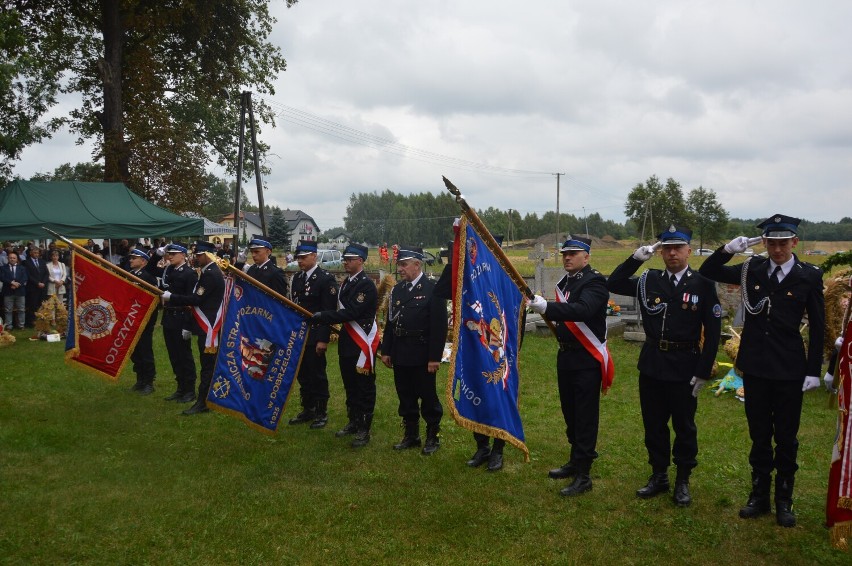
824, 268, 852, 359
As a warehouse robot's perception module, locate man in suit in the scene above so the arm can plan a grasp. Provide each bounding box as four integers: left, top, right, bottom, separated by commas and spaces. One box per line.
126, 247, 159, 395
381, 246, 447, 455
1, 251, 28, 329
245, 236, 288, 296
23, 247, 49, 328
162, 241, 226, 416
158, 242, 198, 403
699, 214, 824, 527
608, 226, 722, 507
528, 236, 612, 497
288, 239, 338, 429
312, 243, 379, 448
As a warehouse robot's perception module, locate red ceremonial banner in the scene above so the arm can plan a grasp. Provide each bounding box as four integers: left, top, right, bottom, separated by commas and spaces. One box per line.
827, 317, 852, 550
65, 253, 159, 381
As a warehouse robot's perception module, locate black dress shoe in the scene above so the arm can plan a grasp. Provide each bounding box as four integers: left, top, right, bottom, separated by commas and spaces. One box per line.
486, 451, 503, 472
421, 437, 440, 456
636, 473, 670, 498
137, 384, 154, 396
738, 496, 771, 519
310, 414, 328, 429
164, 390, 183, 401
466, 447, 491, 467
672, 480, 692, 507
560, 474, 592, 496
177, 392, 196, 403
182, 402, 210, 416
548, 462, 577, 479
775, 500, 796, 527
335, 421, 357, 437
393, 435, 422, 450
130, 382, 144, 392
288, 409, 316, 425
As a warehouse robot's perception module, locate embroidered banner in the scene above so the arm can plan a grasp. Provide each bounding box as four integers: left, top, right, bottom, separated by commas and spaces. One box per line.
447, 217, 529, 460
65, 252, 158, 381
828, 311, 852, 550
208, 276, 309, 435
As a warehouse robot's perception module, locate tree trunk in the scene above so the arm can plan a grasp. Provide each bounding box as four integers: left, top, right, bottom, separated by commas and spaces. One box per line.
99, 0, 129, 183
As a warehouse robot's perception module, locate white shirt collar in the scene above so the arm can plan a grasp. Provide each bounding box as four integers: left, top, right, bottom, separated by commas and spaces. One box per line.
304, 264, 318, 278
666, 266, 689, 284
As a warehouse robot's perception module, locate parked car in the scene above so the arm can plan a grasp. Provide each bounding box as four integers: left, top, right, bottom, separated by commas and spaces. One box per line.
736, 248, 755, 256
285, 249, 342, 271
695, 248, 714, 256
805, 249, 827, 255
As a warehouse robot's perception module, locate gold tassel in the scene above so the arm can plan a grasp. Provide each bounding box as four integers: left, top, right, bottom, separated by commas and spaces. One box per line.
830, 522, 852, 551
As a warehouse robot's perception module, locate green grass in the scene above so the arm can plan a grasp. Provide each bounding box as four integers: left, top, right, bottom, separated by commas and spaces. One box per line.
0, 327, 846, 565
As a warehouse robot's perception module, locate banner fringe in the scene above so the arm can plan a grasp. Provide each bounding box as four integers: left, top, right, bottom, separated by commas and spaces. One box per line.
830, 521, 852, 551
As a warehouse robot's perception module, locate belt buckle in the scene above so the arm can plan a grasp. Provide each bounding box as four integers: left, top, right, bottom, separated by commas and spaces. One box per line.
658, 339, 669, 351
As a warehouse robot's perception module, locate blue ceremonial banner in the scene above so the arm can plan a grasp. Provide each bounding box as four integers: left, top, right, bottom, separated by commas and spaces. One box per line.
447, 217, 529, 460
208, 276, 309, 435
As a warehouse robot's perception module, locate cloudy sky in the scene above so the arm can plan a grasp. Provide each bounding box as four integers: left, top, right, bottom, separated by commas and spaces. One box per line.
14, 0, 852, 230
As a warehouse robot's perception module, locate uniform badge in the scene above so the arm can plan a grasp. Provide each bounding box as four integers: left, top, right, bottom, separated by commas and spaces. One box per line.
395, 300, 401, 306
713, 304, 722, 318
654, 297, 660, 304
196, 286, 205, 296
787, 291, 793, 296
668, 224, 676, 233
774, 216, 781, 223
682, 303, 688, 309
356, 292, 365, 303
691, 305, 697, 311
754, 285, 760, 290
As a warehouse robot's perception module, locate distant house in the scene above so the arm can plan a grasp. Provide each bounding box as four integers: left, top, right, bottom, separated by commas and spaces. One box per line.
219, 209, 320, 251
326, 230, 351, 246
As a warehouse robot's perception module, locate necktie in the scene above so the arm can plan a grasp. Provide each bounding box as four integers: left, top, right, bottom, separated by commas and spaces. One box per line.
407, 282, 413, 292
669, 273, 677, 287
770, 265, 781, 286
34, 259, 38, 268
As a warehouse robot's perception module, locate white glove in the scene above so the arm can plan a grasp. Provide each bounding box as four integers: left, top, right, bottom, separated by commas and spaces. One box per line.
724, 236, 751, 254
632, 241, 661, 262
824, 372, 836, 393
181, 329, 192, 341
802, 375, 820, 392
528, 295, 547, 314
836, 336, 845, 351
155, 246, 166, 256
237, 250, 247, 263
161, 291, 171, 302
690, 376, 707, 398
747, 236, 763, 247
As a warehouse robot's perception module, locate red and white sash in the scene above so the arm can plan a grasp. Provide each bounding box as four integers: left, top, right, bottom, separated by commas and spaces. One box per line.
339, 295, 380, 373
555, 287, 615, 392
191, 276, 230, 352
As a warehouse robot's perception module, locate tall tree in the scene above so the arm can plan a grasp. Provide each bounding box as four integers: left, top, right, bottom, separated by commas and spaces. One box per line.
268, 208, 290, 251
624, 175, 691, 240
4, 0, 296, 211
0, 8, 64, 183
685, 186, 729, 250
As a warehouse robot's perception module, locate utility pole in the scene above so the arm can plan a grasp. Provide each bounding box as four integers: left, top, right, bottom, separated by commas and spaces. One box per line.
233, 91, 268, 242
554, 173, 564, 249
583, 206, 589, 236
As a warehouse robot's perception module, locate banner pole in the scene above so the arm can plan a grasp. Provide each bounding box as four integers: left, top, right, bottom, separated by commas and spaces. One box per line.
42, 227, 163, 296
442, 176, 558, 337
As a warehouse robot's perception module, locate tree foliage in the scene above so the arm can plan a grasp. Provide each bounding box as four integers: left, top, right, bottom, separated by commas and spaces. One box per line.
0, 7, 64, 183
4, 0, 297, 211
685, 186, 729, 248
624, 175, 691, 240
267, 207, 291, 251
29, 161, 104, 182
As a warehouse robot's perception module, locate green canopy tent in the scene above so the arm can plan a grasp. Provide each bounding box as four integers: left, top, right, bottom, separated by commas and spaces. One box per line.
0, 180, 203, 240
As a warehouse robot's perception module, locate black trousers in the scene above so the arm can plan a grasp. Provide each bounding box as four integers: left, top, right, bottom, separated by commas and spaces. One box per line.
473, 432, 505, 452
294, 344, 330, 407
639, 373, 698, 474
196, 334, 216, 399
742, 374, 803, 477
339, 354, 376, 419
163, 326, 196, 391
557, 364, 601, 469
25, 285, 45, 327
393, 364, 443, 425
130, 314, 158, 385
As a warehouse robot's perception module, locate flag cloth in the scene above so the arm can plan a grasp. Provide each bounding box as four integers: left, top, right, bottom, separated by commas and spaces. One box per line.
827, 314, 852, 550
207, 275, 309, 435
65, 252, 158, 381
446, 217, 529, 460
